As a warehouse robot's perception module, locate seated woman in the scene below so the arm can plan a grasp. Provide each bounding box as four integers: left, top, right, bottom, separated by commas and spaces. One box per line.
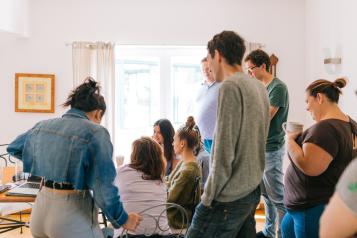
167, 116, 202, 229
320, 158, 357, 238
153, 119, 179, 176
282, 78, 357, 238
193, 125, 210, 191
114, 137, 170, 237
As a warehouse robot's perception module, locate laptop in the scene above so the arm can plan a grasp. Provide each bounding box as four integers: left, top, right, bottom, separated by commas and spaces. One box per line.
6, 175, 42, 197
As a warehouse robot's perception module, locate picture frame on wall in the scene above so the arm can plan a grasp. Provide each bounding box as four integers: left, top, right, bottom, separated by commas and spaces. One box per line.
15, 73, 55, 113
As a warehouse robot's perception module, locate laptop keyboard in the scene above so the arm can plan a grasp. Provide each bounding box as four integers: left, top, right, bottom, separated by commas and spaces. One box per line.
20, 183, 41, 189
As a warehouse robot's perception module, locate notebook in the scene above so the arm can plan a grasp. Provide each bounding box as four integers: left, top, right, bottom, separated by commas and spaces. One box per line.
6, 175, 42, 197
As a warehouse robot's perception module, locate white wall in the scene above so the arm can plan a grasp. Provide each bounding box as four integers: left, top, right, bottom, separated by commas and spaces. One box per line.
0, 0, 29, 36
0, 0, 306, 144
305, 0, 357, 126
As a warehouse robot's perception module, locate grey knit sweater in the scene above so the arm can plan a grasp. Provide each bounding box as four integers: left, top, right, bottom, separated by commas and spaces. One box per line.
201, 72, 270, 206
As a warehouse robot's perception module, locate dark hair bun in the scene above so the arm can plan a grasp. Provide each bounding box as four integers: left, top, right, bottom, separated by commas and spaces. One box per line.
63, 76, 106, 114
82, 77, 99, 95
334, 78, 347, 89
185, 116, 196, 129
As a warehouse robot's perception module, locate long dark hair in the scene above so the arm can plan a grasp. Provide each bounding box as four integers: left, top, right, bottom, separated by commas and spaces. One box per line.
177, 116, 201, 156
63, 77, 106, 115
129, 137, 165, 181
154, 119, 175, 163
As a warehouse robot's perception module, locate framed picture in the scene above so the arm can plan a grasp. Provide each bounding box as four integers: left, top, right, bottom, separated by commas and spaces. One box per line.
15, 73, 55, 113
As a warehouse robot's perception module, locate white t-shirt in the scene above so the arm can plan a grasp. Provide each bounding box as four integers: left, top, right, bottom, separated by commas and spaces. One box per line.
114, 165, 170, 236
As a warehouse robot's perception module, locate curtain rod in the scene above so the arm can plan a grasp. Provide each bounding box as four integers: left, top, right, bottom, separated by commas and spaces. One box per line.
65, 42, 207, 47
65, 42, 264, 48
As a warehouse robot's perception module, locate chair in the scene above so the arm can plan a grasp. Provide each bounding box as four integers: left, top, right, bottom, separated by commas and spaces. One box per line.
269, 54, 279, 77
0, 145, 32, 234
114, 203, 188, 238
99, 210, 108, 227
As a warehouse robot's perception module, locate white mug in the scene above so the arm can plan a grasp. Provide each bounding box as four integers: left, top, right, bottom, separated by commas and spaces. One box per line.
282, 122, 303, 133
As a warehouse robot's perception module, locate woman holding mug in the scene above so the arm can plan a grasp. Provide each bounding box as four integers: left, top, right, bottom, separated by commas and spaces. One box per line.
282, 78, 357, 238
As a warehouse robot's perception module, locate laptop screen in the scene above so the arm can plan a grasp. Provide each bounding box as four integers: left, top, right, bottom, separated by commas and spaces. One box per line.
27, 175, 42, 183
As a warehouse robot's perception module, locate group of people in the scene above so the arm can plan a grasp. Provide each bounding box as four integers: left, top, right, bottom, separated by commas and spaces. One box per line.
114, 116, 203, 237
6, 30, 357, 238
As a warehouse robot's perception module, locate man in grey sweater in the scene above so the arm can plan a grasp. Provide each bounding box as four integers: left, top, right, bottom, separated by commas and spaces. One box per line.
186, 31, 270, 238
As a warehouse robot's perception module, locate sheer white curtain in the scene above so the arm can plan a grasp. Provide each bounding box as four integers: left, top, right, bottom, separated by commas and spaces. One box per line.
72, 42, 94, 85
72, 41, 116, 150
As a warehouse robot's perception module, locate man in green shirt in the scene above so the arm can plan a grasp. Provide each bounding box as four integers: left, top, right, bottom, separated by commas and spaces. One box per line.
245, 49, 289, 238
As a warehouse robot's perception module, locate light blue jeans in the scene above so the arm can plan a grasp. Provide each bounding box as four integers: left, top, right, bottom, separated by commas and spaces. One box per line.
30, 187, 104, 238
261, 146, 286, 238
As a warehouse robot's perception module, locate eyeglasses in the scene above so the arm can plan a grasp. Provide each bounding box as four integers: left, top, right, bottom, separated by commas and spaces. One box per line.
247, 66, 258, 72
246, 65, 258, 75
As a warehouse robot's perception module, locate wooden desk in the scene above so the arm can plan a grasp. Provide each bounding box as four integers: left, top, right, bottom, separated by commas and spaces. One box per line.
0, 192, 35, 203
0, 191, 35, 234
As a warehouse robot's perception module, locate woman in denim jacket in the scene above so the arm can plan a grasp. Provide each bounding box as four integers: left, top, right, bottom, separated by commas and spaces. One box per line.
7, 78, 141, 238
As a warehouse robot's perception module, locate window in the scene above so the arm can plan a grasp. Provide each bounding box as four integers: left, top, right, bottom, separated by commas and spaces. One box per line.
171, 57, 202, 124
115, 46, 206, 160
116, 58, 160, 129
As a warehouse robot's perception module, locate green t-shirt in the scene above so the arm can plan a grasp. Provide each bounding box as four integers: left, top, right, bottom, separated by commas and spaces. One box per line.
266, 78, 289, 151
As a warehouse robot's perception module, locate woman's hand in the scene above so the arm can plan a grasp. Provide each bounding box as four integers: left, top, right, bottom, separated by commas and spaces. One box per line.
122, 212, 142, 231
287, 131, 301, 141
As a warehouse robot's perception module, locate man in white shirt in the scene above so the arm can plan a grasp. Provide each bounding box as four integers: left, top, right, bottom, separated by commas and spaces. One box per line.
194, 57, 221, 154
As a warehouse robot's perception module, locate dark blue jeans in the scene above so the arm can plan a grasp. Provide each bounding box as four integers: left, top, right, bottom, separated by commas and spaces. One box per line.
185, 186, 260, 238
281, 203, 326, 238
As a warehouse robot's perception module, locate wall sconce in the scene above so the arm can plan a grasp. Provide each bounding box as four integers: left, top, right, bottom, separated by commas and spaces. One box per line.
323, 46, 342, 75
324, 58, 342, 64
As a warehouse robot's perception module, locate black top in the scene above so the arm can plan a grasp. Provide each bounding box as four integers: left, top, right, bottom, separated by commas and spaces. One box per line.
284, 118, 357, 210
165, 159, 173, 176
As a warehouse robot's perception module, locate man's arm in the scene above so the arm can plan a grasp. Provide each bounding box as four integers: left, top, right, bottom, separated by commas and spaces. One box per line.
320, 159, 357, 237
201, 82, 241, 206
320, 193, 357, 238
269, 106, 279, 120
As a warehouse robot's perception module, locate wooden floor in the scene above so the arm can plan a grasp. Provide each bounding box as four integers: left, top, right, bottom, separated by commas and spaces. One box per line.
0, 210, 265, 238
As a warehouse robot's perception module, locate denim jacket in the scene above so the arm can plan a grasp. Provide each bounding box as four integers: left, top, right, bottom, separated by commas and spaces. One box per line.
7, 108, 128, 227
